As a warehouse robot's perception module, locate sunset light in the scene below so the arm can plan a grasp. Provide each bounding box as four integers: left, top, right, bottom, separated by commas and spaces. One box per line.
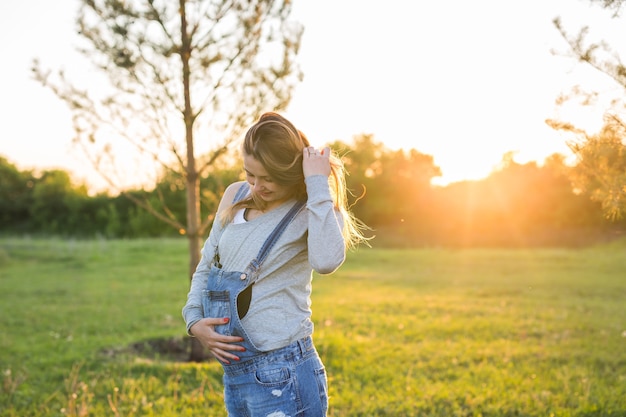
1, 0, 622, 190
2, 3, 626, 415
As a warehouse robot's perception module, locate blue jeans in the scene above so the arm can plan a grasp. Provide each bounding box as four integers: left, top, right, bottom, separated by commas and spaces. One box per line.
223, 336, 328, 417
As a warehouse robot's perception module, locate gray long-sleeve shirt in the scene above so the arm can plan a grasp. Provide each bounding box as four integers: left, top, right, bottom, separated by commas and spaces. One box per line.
182, 175, 345, 351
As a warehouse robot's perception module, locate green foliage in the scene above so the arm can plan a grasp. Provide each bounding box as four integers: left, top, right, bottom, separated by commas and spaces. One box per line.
1, 145, 624, 246
0, 157, 34, 231
1, 237, 625, 416
330, 134, 441, 228
0, 155, 244, 239
552, 3, 626, 221
98, 203, 121, 239
430, 154, 610, 247
569, 121, 626, 221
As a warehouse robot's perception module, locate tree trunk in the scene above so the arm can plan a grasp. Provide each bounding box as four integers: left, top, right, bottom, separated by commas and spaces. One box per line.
189, 336, 207, 362
186, 176, 206, 361
179, 0, 207, 362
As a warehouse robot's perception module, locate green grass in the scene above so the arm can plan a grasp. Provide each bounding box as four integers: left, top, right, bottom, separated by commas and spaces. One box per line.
1, 237, 625, 416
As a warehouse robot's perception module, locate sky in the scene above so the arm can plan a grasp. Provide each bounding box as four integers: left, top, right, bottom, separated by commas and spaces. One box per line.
0, 0, 623, 191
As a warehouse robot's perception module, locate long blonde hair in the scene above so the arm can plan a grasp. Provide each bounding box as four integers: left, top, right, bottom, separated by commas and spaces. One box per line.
223, 112, 370, 249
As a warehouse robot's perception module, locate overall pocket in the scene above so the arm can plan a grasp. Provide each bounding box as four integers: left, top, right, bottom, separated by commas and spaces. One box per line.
201, 289, 232, 336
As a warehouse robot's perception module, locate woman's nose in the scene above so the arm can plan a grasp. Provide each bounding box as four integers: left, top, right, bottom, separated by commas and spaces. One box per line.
252, 181, 264, 192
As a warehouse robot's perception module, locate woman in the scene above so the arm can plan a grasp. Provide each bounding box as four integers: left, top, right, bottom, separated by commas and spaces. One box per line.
182, 112, 368, 416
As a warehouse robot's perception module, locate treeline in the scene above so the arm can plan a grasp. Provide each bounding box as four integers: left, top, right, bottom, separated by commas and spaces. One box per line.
0, 159, 240, 239
334, 136, 624, 247
1, 135, 624, 246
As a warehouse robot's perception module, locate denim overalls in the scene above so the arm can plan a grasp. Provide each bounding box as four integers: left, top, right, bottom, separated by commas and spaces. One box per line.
202, 195, 305, 361
202, 185, 329, 416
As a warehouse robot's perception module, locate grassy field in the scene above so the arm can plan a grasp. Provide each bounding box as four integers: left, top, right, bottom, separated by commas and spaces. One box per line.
0, 237, 625, 416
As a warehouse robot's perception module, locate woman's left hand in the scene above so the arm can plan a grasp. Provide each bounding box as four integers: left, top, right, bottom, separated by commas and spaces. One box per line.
303, 146, 331, 178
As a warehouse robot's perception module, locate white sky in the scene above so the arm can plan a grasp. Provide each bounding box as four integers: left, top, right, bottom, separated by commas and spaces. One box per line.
0, 0, 622, 191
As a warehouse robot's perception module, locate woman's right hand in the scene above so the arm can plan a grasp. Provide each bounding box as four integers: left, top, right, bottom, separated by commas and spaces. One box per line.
190, 317, 246, 364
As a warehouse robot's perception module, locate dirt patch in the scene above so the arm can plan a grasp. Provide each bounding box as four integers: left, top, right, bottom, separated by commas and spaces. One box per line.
102, 336, 213, 363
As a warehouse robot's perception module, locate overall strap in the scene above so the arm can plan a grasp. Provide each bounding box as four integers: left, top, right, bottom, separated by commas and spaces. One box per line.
233, 182, 250, 203
247, 199, 306, 276
212, 183, 250, 267
238, 197, 305, 320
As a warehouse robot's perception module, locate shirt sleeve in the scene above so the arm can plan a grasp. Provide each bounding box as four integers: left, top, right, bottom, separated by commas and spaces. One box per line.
181, 218, 224, 335
305, 175, 346, 274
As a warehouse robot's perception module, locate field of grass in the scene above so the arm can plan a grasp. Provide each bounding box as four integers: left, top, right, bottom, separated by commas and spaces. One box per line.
0, 237, 625, 416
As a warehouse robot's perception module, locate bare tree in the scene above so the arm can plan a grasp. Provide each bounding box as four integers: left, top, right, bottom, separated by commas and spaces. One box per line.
33, 0, 303, 360
548, 0, 626, 219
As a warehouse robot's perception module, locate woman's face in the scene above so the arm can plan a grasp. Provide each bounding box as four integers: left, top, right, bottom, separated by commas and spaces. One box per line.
243, 153, 291, 207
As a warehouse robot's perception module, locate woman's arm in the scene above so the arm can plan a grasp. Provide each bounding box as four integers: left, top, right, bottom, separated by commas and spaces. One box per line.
181, 182, 249, 363
305, 174, 346, 274
181, 181, 246, 334
302, 147, 346, 274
